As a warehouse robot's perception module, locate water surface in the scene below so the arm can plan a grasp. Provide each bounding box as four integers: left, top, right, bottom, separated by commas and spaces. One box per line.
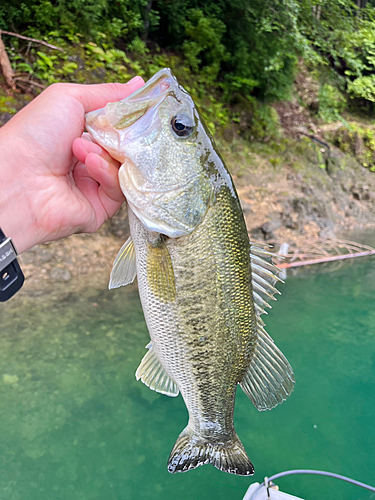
1, 259, 375, 500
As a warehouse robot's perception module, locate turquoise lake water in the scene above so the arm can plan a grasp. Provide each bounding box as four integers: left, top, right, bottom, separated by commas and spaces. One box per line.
1, 258, 375, 500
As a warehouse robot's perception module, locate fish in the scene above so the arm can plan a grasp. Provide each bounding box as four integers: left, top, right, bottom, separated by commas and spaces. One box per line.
85, 68, 294, 476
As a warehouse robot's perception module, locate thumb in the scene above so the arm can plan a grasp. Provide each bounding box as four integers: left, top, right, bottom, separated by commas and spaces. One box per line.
66, 76, 145, 113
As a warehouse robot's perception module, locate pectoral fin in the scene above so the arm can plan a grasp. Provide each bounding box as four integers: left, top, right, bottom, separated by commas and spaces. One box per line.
136, 343, 179, 397
147, 238, 175, 302
109, 236, 137, 290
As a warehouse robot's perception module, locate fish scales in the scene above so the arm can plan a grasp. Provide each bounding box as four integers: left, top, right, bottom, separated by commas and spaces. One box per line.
85, 68, 294, 476
163, 188, 253, 430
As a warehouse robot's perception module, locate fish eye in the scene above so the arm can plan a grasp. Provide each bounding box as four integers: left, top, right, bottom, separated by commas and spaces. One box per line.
171, 114, 194, 138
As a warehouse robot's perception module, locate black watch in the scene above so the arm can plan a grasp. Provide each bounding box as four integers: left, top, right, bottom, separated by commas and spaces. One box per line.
0, 229, 25, 302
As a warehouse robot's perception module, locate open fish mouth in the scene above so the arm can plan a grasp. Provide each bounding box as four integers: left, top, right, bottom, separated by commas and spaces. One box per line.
85, 69, 178, 139
84, 68, 191, 171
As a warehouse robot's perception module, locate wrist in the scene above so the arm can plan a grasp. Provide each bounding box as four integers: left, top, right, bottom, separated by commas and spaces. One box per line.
0, 131, 39, 254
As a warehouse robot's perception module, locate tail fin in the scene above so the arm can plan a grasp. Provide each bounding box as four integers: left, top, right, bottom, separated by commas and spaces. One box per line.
167, 428, 254, 476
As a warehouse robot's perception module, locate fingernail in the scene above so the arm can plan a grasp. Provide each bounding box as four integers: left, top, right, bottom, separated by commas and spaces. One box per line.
127, 76, 142, 85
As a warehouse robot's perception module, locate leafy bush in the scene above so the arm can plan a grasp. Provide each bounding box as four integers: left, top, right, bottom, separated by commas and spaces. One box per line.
298, 0, 375, 106
318, 84, 346, 122
2, 0, 375, 113
348, 76, 375, 103
182, 9, 228, 82
331, 124, 375, 170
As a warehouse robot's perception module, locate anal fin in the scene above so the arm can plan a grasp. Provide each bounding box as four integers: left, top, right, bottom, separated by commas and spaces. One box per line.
109, 236, 137, 290
136, 343, 179, 397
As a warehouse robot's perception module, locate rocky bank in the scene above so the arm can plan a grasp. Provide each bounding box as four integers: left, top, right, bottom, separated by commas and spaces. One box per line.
2, 86, 375, 294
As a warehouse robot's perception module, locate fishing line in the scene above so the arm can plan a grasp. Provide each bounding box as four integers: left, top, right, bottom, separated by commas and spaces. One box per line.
247, 469, 375, 499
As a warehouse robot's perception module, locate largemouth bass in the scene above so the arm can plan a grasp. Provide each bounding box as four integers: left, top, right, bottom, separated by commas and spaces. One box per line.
85, 69, 294, 476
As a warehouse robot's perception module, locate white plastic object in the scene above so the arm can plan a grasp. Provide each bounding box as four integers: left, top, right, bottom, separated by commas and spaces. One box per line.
243, 482, 304, 500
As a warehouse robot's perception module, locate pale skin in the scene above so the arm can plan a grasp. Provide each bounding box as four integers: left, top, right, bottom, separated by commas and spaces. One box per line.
0, 76, 145, 254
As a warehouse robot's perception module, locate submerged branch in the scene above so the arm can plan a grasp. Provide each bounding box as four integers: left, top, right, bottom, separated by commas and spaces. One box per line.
277, 250, 375, 269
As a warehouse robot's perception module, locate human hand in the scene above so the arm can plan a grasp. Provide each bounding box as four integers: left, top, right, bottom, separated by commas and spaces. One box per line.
0, 76, 144, 254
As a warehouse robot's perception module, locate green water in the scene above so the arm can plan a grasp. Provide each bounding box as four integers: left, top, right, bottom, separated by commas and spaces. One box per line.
1, 260, 375, 500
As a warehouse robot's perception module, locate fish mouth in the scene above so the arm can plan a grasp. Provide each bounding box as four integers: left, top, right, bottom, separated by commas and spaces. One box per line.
86, 69, 179, 133
85, 69, 183, 161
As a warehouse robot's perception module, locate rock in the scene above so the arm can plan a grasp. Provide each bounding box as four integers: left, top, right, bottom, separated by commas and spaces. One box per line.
0, 112, 14, 126
105, 204, 129, 239
50, 267, 71, 282
250, 227, 265, 241
351, 184, 371, 201
319, 227, 336, 240
19, 250, 37, 265
317, 218, 335, 230
283, 215, 298, 230
36, 248, 53, 264
20, 247, 53, 265
261, 219, 281, 236
255, 213, 282, 240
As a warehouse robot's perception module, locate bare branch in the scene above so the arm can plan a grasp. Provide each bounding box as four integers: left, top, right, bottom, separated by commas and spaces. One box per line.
0, 30, 64, 52
14, 77, 46, 89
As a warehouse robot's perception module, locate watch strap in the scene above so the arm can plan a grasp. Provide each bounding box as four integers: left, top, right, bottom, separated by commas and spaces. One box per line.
0, 229, 25, 301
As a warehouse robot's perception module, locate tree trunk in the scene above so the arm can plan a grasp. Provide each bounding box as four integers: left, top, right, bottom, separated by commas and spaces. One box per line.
0, 34, 16, 90
142, 0, 153, 42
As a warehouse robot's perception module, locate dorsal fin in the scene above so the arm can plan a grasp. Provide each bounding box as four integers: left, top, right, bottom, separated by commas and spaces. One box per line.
136, 343, 179, 397
109, 236, 137, 290
240, 244, 294, 410
250, 245, 283, 317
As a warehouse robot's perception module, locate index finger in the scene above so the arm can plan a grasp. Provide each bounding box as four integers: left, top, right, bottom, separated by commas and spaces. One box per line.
64, 76, 145, 113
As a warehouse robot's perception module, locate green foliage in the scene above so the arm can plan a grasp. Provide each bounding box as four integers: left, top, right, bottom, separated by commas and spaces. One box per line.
2, 0, 375, 129
0, 0, 146, 41
198, 96, 229, 135
331, 123, 375, 170
157, 0, 301, 101
298, 0, 375, 105
348, 76, 375, 103
34, 51, 59, 83
341, 21, 375, 102
318, 84, 346, 122
246, 98, 280, 139
182, 9, 229, 82
127, 37, 149, 57
0, 96, 17, 114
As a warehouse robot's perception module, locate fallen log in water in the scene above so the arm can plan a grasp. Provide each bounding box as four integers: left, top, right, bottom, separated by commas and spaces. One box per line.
277, 250, 375, 269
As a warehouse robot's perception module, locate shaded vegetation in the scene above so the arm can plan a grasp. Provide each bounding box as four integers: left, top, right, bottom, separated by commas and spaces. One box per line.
1, 1, 375, 146
1, 1, 375, 102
